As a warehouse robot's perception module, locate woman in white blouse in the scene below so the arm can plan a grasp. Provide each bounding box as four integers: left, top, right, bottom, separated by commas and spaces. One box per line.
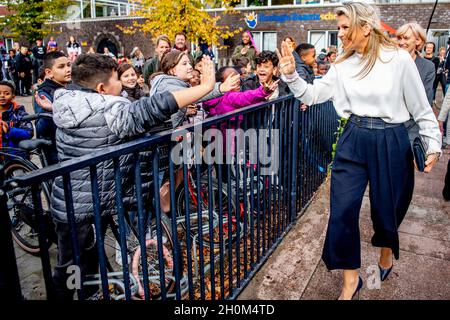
278, 2, 441, 300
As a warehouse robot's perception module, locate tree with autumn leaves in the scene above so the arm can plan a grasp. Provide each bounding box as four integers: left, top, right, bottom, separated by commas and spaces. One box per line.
121, 0, 243, 48
0, 0, 74, 44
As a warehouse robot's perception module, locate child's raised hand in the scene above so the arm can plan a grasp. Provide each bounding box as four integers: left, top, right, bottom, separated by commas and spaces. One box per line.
220, 74, 241, 93
275, 41, 296, 76
186, 104, 198, 116
263, 79, 280, 94
0, 120, 8, 133
200, 56, 215, 91
35, 92, 53, 111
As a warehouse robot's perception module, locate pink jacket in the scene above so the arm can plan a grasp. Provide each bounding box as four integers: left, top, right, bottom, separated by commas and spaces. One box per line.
202, 86, 271, 155
202, 86, 271, 116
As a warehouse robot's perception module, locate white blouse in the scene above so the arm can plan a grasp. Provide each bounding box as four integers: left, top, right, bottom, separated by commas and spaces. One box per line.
281, 47, 442, 155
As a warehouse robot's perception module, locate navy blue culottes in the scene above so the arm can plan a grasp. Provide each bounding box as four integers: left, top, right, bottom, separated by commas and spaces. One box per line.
322, 121, 414, 270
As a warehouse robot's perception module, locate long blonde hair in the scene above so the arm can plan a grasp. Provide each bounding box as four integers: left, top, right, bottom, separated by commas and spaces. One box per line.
335, 2, 397, 79
396, 22, 427, 52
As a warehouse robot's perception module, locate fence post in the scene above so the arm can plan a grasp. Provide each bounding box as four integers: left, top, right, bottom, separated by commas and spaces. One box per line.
0, 164, 23, 300
290, 99, 300, 222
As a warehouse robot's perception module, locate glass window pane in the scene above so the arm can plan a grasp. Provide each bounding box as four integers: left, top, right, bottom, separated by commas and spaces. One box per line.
272, 0, 294, 5
252, 32, 262, 52
82, 1, 91, 19
248, 0, 268, 6
428, 30, 449, 52
329, 31, 338, 47
232, 0, 246, 7
263, 32, 277, 51
6, 38, 14, 51
310, 31, 327, 53
119, 4, 128, 16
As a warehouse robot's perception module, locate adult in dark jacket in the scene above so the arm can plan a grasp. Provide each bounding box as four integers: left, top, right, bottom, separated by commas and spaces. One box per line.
415, 55, 436, 106
31, 39, 46, 83
241, 50, 290, 99
397, 23, 437, 150
293, 43, 316, 84
232, 30, 258, 70
397, 23, 435, 107
142, 35, 171, 85
15, 46, 33, 95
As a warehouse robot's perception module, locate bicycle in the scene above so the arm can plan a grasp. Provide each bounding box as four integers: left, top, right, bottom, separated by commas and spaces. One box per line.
1, 113, 56, 254
100, 143, 188, 300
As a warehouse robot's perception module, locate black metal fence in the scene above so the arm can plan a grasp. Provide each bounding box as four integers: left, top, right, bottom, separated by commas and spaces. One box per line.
0, 95, 338, 300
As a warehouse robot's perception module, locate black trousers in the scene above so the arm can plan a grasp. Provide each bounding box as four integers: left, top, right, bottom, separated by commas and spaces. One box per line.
18, 73, 32, 95
53, 218, 108, 300
322, 121, 414, 270
433, 73, 447, 100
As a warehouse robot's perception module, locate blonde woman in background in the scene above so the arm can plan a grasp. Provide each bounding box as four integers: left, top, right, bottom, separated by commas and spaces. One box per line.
396, 22, 435, 106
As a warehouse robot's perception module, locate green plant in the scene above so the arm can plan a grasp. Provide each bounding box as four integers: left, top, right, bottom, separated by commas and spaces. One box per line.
328, 117, 348, 174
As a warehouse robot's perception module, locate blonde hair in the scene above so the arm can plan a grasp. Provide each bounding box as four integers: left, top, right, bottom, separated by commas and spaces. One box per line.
396, 22, 427, 51
335, 1, 397, 79
155, 35, 171, 48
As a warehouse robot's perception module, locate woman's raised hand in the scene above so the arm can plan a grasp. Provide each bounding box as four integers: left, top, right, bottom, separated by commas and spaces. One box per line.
276, 41, 296, 76
200, 56, 216, 91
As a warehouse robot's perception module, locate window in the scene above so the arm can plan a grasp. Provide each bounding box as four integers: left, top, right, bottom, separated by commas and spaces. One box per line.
427, 29, 450, 52
295, 0, 322, 4
272, 0, 294, 5
5, 38, 14, 51
252, 32, 277, 52
248, 0, 268, 6
309, 30, 340, 53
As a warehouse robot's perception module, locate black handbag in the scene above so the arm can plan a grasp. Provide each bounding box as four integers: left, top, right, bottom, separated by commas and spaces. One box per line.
405, 118, 427, 172
413, 136, 426, 172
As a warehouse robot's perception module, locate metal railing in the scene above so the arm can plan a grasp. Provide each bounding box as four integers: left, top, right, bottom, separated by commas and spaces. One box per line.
0, 95, 338, 300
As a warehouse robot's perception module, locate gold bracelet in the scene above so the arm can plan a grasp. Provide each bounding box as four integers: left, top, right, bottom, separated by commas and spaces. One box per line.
427, 152, 440, 161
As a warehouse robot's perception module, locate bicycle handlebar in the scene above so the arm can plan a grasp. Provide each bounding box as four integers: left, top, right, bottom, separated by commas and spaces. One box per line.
21, 113, 53, 122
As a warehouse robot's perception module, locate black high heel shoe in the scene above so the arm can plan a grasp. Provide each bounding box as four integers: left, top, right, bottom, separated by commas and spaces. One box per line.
378, 263, 393, 282
352, 276, 363, 300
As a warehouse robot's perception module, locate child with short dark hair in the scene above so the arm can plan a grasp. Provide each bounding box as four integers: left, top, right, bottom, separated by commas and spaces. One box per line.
294, 43, 316, 84
232, 56, 252, 79
34, 51, 72, 165
0, 80, 32, 156
242, 50, 290, 99
50, 53, 216, 300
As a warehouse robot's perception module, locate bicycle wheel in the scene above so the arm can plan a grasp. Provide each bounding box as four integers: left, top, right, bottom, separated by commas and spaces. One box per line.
130, 212, 178, 299
105, 212, 178, 300
175, 177, 239, 248
4, 160, 54, 254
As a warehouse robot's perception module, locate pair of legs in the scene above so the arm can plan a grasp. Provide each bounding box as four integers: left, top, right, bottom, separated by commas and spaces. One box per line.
323, 121, 414, 299
433, 73, 447, 101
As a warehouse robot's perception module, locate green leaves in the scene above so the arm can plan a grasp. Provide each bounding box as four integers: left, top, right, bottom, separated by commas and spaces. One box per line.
0, 0, 75, 44
118, 0, 242, 48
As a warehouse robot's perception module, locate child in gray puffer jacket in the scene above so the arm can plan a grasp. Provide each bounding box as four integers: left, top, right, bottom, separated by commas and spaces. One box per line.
47, 53, 216, 300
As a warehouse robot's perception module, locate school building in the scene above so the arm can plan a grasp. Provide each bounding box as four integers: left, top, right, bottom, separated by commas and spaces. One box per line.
1, 0, 450, 61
